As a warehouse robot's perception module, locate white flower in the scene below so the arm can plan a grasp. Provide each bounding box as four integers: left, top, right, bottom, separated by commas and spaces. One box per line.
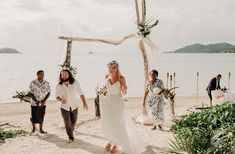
153, 87, 161, 95
95, 83, 107, 95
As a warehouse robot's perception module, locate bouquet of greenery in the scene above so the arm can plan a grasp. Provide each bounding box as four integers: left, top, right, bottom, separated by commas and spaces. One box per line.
12, 91, 30, 103
137, 18, 159, 38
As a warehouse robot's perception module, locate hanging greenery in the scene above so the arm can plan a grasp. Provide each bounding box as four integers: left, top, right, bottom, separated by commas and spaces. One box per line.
137, 18, 159, 38
59, 65, 78, 76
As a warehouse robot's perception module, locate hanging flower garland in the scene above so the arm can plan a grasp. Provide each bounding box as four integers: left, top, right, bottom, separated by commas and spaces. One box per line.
137, 18, 159, 38
59, 65, 78, 76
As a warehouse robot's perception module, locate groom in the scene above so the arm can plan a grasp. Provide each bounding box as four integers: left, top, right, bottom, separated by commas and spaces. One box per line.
56, 69, 88, 142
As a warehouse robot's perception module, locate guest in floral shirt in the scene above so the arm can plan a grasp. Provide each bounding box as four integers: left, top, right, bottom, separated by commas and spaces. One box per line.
29, 70, 51, 134
143, 70, 165, 130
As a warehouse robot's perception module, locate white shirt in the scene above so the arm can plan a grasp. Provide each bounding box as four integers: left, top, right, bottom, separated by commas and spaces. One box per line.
55, 80, 84, 111
29, 79, 51, 106
216, 80, 219, 89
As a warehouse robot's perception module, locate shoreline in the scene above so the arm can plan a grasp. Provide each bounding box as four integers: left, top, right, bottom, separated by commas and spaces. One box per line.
0, 94, 208, 105
0, 96, 209, 117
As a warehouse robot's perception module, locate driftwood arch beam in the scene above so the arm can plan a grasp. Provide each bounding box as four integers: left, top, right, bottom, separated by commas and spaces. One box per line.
58, 34, 136, 67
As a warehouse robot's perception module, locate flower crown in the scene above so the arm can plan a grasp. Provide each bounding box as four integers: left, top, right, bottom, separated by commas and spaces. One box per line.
59, 65, 78, 76
107, 60, 119, 66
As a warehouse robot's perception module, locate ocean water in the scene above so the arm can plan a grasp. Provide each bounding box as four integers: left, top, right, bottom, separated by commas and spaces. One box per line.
0, 52, 235, 104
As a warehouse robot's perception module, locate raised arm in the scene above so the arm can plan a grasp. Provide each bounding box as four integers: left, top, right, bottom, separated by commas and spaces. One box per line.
119, 76, 127, 95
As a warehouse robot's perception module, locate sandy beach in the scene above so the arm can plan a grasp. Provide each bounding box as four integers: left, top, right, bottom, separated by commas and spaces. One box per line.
0, 0, 234, 153
0, 96, 208, 154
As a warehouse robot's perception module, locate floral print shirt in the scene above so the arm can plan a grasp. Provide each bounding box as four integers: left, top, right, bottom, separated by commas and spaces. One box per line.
29, 79, 51, 106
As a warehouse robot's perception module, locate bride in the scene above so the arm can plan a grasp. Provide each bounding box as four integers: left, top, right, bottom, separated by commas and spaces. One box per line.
99, 60, 146, 154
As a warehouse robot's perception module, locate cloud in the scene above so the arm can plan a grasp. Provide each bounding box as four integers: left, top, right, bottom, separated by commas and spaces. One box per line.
14, 0, 46, 12
148, 0, 235, 50
0, 0, 235, 52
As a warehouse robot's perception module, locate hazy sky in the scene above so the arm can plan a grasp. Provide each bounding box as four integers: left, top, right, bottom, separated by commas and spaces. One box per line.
0, 0, 235, 54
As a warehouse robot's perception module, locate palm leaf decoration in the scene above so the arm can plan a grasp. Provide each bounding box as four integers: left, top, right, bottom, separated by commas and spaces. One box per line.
168, 128, 211, 154
160, 87, 179, 103
12, 91, 30, 103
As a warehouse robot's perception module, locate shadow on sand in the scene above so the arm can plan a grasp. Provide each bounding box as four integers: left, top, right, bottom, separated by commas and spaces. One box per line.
38, 133, 166, 154
38, 133, 107, 154
142, 145, 166, 154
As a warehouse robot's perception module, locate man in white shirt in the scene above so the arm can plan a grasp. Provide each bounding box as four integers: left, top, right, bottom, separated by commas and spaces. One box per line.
29, 70, 51, 133
56, 69, 88, 142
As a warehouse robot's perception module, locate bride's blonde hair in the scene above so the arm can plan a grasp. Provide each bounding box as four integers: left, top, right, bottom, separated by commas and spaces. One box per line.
107, 60, 122, 79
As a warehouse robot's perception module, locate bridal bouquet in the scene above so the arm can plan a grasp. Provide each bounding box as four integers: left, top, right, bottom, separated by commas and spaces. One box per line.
95, 84, 107, 96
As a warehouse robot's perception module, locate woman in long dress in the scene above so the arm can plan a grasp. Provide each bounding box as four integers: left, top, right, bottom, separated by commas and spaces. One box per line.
99, 60, 146, 154
143, 70, 165, 130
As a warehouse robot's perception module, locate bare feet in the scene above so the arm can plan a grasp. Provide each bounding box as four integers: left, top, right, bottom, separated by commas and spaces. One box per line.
29, 129, 35, 135
151, 125, 163, 131
151, 125, 157, 130
105, 143, 111, 151
66, 139, 74, 143
110, 146, 118, 153
209, 101, 212, 107
158, 125, 163, 131
39, 130, 47, 134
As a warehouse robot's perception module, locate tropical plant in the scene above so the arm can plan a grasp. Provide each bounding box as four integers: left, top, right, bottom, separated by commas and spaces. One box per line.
169, 101, 235, 154
168, 127, 211, 154
171, 102, 235, 131
0, 128, 28, 142
208, 125, 235, 154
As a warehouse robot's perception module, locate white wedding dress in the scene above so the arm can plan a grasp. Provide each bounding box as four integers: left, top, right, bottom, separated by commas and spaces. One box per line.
100, 81, 146, 154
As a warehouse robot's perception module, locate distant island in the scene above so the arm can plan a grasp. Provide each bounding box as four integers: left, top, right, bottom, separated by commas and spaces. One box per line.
171, 43, 235, 53
0, 48, 20, 54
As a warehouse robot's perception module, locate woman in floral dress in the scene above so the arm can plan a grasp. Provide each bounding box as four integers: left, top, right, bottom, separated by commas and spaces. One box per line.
143, 70, 165, 130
